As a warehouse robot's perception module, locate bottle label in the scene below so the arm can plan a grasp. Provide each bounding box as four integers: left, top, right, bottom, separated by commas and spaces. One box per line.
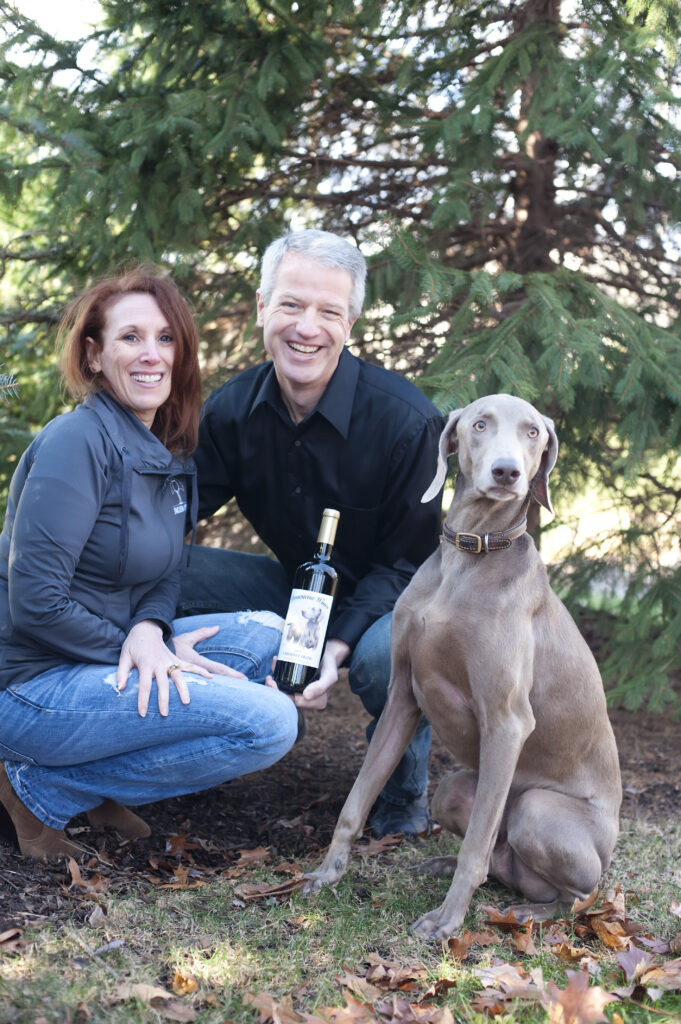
277, 589, 334, 669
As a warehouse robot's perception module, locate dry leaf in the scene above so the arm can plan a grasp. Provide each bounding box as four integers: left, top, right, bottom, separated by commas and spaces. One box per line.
443, 928, 497, 961
234, 875, 306, 902
353, 833, 403, 857
316, 989, 380, 1023
364, 953, 428, 991
481, 905, 525, 931
546, 969, 617, 1024
553, 943, 589, 964
511, 925, 539, 956
165, 834, 199, 857
640, 957, 681, 993
571, 888, 599, 914
111, 981, 176, 1004
590, 916, 630, 952
172, 969, 199, 996
234, 845, 271, 867
670, 900, 681, 919
616, 946, 653, 982
336, 971, 382, 1002
0, 928, 25, 955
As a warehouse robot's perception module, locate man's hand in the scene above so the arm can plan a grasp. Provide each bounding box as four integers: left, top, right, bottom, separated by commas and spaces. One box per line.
268, 638, 351, 711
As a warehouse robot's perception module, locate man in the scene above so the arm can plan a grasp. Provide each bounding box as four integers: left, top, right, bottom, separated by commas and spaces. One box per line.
179, 229, 444, 836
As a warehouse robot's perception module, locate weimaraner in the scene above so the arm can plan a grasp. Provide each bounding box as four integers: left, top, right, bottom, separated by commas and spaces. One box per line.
305, 394, 621, 940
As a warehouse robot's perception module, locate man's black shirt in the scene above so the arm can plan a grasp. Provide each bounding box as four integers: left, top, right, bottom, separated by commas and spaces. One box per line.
194, 347, 444, 649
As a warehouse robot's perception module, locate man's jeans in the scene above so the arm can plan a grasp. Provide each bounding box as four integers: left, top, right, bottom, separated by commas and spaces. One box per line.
178, 546, 431, 807
0, 613, 298, 829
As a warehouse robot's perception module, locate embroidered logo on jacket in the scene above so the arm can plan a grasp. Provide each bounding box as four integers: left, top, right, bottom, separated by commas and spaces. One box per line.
170, 478, 187, 515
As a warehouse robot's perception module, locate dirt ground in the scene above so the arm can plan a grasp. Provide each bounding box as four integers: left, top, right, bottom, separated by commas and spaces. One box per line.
0, 675, 678, 932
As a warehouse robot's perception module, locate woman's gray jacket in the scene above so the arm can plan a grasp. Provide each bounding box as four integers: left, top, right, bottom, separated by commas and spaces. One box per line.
0, 391, 195, 690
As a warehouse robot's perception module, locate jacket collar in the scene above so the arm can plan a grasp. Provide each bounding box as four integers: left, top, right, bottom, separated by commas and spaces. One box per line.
87, 391, 193, 474
249, 347, 359, 438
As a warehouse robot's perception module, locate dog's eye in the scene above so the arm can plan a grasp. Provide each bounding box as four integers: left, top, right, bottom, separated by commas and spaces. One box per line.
528, 426, 539, 438
473, 420, 486, 432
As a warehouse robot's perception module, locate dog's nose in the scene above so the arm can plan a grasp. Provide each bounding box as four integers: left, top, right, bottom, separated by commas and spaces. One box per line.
491, 460, 521, 485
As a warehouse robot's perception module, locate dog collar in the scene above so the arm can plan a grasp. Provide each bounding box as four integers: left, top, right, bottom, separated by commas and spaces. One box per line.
441, 516, 528, 554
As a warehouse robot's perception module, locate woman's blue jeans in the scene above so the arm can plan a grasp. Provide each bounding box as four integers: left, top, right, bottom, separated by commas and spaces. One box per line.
0, 613, 298, 829
179, 546, 431, 808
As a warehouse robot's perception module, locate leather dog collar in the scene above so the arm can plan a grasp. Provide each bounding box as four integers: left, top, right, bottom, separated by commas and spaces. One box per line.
441, 516, 528, 554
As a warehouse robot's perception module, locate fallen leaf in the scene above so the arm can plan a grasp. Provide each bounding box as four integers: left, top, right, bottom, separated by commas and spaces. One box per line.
364, 952, 428, 990
67, 858, 109, 893
671, 900, 681, 919
443, 928, 498, 960
616, 946, 653, 982
640, 957, 681, 993
481, 905, 525, 931
275, 860, 304, 875
553, 943, 589, 964
590, 916, 630, 952
571, 888, 599, 914
234, 845, 271, 867
631, 933, 670, 954
172, 969, 199, 995
111, 981, 176, 1004
165, 834, 199, 857
511, 919, 538, 956
353, 834, 403, 857
0, 928, 25, 955
546, 969, 617, 1024
336, 971, 382, 1002
234, 876, 306, 902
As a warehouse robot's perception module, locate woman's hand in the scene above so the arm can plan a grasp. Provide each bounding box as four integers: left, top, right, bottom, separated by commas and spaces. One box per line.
113, 621, 188, 717
171, 625, 248, 680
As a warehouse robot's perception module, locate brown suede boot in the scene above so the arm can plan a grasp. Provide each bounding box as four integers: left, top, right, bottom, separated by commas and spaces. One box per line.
0, 763, 84, 861
86, 799, 151, 839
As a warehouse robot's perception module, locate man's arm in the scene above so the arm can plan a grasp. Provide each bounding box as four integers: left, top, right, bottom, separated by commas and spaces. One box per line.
330, 414, 444, 650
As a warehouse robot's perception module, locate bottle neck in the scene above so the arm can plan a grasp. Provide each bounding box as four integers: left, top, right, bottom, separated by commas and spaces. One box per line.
316, 541, 334, 560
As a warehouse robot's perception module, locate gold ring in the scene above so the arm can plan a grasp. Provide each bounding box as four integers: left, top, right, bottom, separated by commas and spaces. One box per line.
167, 663, 180, 673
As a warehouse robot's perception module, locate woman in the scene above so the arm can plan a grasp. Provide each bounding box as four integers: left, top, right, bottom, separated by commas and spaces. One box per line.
0, 266, 298, 860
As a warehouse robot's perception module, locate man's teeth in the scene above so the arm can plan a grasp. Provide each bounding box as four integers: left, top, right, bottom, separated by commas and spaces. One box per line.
131, 374, 162, 382
289, 342, 319, 354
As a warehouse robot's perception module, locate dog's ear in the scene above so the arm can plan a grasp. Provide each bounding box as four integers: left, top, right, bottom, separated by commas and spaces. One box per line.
421, 409, 462, 503
530, 415, 559, 514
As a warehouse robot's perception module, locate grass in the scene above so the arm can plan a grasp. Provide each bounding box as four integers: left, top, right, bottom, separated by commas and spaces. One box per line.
1, 818, 680, 1023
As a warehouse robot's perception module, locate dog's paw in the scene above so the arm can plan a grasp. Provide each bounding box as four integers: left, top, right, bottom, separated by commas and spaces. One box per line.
409, 908, 463, 941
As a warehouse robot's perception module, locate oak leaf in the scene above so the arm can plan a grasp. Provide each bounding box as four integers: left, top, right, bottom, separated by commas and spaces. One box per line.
353, 833, 403, 857
233, 876, 306, 902
481, 905, 526, 931
443, 928, 497, 960
546, 969, 617, 1024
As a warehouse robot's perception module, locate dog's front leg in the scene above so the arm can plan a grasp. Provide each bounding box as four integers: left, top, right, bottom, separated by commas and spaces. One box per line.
411, 709, 534, 940
304, 669, 421, 892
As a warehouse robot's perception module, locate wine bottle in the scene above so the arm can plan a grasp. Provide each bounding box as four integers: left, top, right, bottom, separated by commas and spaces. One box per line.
273, 508, 340, 694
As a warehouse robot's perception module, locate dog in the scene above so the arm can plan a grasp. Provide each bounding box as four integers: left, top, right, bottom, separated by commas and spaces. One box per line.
305, 394, 621, 939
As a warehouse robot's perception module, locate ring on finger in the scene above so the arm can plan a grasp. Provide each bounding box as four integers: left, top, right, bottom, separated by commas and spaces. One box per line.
167, 663, 180, 673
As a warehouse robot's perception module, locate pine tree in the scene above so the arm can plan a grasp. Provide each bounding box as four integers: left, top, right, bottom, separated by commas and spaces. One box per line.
0, 0, 679, 708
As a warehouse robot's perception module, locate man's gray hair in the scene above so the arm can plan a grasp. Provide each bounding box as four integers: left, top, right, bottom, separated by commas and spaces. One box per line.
259, 229, 367, 320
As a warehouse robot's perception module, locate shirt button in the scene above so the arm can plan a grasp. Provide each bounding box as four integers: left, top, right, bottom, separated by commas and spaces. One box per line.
294, 440, 302, 447
294, 486, 301, 495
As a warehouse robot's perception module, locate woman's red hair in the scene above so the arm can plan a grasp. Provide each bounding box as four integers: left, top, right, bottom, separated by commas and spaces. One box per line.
59, 265, 201, 456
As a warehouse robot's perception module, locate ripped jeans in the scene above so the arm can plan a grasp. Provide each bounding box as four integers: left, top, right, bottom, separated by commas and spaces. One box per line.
0, 613, 298, 829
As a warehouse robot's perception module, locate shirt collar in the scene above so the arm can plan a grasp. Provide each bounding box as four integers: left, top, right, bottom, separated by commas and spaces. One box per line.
250, 347, 359, 438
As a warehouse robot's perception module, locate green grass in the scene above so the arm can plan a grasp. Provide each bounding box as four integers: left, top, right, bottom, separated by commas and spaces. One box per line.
1, 818, 680, 1023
